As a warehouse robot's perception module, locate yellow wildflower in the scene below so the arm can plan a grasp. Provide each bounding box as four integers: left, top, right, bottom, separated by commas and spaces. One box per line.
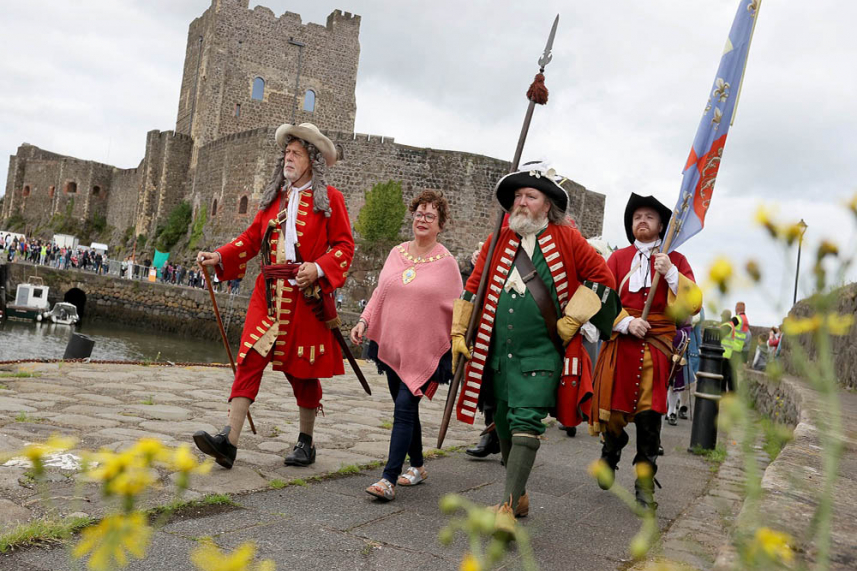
782, 315, 822, 335
169, 444, 212, 475
18, 435, 77, 476
745, 260, 761, 283
781, 222, 804, 246
750, 527, 794, 564
708, 257, 733, 294
827, 313, 854, 336
73, 512, 151, 571
754, 204, 779, 238
106, 467, 157, 497
129, 438, 167, 464
587, 459, 614, 490
847, 192, 857, 216
190, 541, 275, 571
460, 553, 482, 571
816, 240, 839, 260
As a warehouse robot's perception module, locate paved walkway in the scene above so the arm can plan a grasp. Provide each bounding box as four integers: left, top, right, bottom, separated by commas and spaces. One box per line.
0, 362, 714, 570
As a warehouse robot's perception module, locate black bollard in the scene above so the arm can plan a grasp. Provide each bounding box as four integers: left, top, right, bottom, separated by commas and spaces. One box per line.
64, 333, 95, 360
689, 327, 725, 452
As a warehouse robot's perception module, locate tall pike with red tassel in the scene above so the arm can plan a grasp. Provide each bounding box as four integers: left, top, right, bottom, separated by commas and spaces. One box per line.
437, 15, 560, 448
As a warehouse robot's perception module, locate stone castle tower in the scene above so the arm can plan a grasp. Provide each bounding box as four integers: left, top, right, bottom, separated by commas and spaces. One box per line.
3, 1, 606, 261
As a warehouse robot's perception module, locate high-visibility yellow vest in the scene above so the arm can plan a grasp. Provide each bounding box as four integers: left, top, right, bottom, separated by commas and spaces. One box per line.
720, 321, 736, 359
733, 314, 748, 353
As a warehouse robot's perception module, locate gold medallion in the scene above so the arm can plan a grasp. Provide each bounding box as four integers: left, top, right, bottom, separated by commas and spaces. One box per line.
402, 266, 416, 285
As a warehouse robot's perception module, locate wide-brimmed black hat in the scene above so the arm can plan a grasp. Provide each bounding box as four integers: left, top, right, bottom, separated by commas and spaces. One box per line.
495, 161, 568, 213
624, 193, 671, 244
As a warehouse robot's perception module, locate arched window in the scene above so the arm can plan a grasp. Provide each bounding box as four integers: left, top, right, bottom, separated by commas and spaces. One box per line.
92, 185, 101, 196
211, 198, 218, 217
238, 196, 248, 214
49, 186, 55, 198
65, 181, 77, 194
303, 89, 316, 112
251, 77, 265, 101
22, 185, 30, 197
336, 144, 345, 161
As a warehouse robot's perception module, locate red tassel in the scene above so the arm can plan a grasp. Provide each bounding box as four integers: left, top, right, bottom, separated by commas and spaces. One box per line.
526, 73, 549, 105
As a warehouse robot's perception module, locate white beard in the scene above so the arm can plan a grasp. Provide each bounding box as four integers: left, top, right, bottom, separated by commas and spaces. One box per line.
508, 210, 548, 236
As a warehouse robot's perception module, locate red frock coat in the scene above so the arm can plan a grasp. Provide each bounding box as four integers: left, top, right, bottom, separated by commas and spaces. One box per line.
457, 224, 615, 424
607, 245, 695, 414
215, 185, 355, 379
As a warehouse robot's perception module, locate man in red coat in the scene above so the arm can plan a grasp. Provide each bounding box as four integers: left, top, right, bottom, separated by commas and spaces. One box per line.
452, 161, 619, 521
194, 123, 355, 469
590, 193, 701, 510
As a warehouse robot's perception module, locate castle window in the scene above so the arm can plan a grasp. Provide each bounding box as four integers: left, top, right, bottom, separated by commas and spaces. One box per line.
22, 185, 30, 197
336, 144, 345, 161
303, 89, 316, 112
49, 186, 55, 198
92, 185, 101, 196
251, 77, 265, 101
212, 198, 218, 217
235, 103, 241, 117
65, 181, 77, 194
238, 196, 248, 214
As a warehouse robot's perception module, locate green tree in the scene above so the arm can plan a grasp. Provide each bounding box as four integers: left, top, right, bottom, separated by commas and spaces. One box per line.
155, 201, 193, 252
355, 180, 407, 242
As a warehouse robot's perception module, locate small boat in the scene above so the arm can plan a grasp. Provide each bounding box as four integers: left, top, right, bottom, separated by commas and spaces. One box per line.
43, 302, 80, 325
6, 277, 51, 322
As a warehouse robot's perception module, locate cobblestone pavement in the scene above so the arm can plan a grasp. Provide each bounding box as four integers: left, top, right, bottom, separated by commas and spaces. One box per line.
0, 361, 716, 570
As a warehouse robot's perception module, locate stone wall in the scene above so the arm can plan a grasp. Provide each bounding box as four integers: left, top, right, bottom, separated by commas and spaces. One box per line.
176, 0, 360, 156
782, 283, 857, 390
107, 167, 142, 236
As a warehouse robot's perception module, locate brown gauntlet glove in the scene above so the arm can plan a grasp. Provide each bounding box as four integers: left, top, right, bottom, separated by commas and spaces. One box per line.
451, 298, 474, 370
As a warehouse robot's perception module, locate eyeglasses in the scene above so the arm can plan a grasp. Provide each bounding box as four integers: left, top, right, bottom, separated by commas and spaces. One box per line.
413, 212, 437, 222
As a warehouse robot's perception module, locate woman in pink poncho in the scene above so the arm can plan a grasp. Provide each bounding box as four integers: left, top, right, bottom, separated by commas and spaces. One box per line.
350, 190, 463, 501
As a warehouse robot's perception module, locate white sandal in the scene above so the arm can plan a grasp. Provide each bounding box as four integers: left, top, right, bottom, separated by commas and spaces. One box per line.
366, 478, 395, 501
397, 466, 427, 486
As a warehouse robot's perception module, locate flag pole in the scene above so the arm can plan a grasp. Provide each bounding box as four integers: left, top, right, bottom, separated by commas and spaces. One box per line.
731, 0, 763, 126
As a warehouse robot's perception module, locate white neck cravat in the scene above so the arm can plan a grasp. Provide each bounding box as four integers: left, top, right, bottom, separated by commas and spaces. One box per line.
628, 238, 661, 293
504, 219, 549, 295
284, 179, 312, 264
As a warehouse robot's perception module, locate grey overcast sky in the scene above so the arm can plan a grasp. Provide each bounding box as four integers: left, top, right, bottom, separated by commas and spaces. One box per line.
1, 1, 855, 326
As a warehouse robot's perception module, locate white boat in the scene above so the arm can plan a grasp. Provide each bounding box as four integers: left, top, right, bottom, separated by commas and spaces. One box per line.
42, 302, 80, 325
6, 277, 50, 321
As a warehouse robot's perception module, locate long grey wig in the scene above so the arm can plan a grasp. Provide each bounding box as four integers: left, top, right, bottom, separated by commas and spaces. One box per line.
258, 136, 331, 217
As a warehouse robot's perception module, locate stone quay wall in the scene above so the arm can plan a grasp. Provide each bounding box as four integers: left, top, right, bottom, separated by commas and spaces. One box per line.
781, 283, 857, 390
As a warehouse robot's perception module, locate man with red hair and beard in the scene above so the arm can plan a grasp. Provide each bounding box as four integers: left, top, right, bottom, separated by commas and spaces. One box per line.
452, 161, 619, 524
193, 123, 355, 470
589, 193, 702, 511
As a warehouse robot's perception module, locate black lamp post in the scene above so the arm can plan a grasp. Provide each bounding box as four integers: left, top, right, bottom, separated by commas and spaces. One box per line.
793, 219, 808, 306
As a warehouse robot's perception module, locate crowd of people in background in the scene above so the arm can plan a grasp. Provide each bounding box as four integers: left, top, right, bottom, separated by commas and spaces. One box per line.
0, 232, 242, 295
1, 233, 107, 274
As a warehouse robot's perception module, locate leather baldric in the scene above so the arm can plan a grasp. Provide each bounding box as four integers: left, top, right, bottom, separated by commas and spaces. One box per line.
512, 247, 564, 354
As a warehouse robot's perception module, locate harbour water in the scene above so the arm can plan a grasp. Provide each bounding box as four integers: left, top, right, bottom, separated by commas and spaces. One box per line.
0, 319, 230, 363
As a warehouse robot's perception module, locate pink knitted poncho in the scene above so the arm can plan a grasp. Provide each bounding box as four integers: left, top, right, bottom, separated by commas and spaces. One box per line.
361, 242, 463, 397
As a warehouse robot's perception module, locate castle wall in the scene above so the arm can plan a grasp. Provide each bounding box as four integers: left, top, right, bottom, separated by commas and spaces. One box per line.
108, 167, 142, 235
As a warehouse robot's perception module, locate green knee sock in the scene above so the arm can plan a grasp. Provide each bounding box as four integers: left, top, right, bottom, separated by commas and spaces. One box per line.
503, 435, 540, 510
499, 438, 512, 466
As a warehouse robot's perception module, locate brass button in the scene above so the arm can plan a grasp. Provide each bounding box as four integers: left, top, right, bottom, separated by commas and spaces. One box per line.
509, 308, 514, 314
508, 353, 513, 359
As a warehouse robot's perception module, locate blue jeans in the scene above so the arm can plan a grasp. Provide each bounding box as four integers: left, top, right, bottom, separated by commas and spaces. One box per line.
381, 370, 424, 482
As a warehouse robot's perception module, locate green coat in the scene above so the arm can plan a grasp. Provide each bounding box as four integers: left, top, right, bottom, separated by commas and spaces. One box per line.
489, 237, 562, 408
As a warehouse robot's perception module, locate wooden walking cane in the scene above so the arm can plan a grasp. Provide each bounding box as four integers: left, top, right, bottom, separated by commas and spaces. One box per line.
436, 15, 559, 448
198, 262, 256, 434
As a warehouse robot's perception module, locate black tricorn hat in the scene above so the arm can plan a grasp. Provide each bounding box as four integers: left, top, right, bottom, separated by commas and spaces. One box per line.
624, 193, 671, 244
495, 161, 569, 213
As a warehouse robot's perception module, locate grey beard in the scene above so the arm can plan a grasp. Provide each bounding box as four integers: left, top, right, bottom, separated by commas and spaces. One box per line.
508, 211, 548, 236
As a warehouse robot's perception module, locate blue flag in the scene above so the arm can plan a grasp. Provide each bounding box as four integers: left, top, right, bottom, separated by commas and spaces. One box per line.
668, 0, 762, 253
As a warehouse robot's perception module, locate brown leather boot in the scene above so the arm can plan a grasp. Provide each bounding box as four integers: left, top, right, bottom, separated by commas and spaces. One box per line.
491, 502, 517, 536
515, 492, 529, 518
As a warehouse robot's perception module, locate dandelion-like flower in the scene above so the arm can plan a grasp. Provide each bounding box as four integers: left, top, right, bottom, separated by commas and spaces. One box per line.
745, 260, 761, 283
750, 527, 794, 564
15, 435, 77, 476
754, 204, 779, 239
73, 512, 152, 571
708, 257, 733, 294
460, 553, 482, 571
816, 240, 839, 260
190, 541, 275, 571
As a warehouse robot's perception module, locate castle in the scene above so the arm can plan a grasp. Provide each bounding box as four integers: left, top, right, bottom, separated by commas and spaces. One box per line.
2, 0, 605, 261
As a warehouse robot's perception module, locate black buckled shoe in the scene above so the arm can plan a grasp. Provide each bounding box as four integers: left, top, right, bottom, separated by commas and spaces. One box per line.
465, 431, 500, 458
284, 432, 316, 467
667, 413, 678, 426
678, 406, 689, 420
193, 426, 237, 470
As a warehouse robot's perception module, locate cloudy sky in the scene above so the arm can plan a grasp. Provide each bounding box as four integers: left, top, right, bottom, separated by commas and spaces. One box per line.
1, 0, 855, 326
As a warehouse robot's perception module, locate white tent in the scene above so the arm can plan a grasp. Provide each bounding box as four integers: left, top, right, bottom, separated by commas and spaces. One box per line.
90, 242, 109, 254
